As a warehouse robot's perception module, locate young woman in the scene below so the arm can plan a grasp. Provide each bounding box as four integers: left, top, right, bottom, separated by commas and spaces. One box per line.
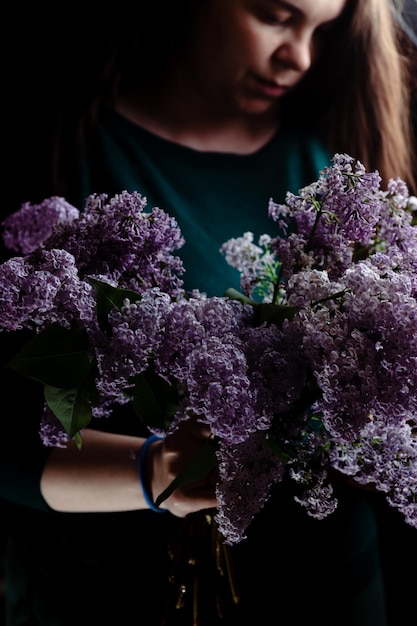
1, 1, 416, 624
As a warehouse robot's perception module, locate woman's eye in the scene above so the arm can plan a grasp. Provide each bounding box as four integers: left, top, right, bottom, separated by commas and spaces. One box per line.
255, 1, 293, 26
261, 11, 292, 26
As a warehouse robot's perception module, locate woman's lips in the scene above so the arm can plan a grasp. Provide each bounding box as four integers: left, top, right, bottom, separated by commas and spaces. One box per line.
249, 74, 288, 98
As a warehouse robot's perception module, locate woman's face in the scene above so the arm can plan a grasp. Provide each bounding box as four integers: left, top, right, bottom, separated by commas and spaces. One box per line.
185, 0, 347, 116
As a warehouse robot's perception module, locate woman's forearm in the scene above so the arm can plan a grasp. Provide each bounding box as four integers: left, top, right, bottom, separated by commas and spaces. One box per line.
40, 422, 218, 516
40, 429, 150, 512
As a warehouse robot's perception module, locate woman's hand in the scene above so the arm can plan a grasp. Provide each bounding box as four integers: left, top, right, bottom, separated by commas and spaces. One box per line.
145, 418, 218, 517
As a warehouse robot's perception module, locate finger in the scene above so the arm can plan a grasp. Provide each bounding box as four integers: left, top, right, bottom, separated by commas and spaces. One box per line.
167, 488, 218, 517
173, 414, 213, 439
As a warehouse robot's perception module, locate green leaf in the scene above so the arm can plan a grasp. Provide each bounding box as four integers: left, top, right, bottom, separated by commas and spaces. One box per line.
155, 437, 218, 508
224, 287, 257, 306
267, 437, 290, 463
128, 370, 179, 431
44, 383, 93, 438
255, 303, 297, 325
224, 288, 297, 326
87, 277, 141, 331
6, 325, 91, 388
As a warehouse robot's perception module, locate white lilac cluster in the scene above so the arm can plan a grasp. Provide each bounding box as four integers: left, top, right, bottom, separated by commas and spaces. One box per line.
1, 154, 416, 545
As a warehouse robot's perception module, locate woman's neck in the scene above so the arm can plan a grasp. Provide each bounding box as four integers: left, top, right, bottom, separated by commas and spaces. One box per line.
115, 83, 281, 155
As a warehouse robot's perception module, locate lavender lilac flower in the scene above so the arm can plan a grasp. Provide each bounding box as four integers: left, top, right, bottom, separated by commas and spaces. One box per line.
1, 154, 417, 545
218, 153, 417, 540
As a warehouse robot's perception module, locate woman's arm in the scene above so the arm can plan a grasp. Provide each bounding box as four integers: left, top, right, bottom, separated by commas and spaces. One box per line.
40, 419, 218, 517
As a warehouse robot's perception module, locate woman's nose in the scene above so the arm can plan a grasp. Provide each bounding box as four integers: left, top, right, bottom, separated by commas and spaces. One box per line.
273, 32, 313, 73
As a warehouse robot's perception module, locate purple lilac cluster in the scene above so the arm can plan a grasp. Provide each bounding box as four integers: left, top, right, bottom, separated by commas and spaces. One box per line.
1, 155, 417, 545
0, 191, 185, 334
218, 153, 417, 542
94, 290, 265, 444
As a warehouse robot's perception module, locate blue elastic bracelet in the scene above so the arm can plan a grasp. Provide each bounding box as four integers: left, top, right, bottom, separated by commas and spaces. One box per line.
138, 435, 168, 513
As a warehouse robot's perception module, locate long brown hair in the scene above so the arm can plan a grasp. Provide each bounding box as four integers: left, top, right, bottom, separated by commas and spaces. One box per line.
335, 0, 416, 189
282, 0, 417, 191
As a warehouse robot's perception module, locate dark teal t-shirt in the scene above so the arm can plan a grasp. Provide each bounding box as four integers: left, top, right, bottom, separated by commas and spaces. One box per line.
82, 107, 330, 296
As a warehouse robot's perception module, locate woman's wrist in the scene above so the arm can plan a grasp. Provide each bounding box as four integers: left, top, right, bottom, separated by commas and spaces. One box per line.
137, 435, 168, 513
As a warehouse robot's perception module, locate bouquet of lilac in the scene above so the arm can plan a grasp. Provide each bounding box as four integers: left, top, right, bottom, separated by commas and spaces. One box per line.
1, 154, 417, 546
